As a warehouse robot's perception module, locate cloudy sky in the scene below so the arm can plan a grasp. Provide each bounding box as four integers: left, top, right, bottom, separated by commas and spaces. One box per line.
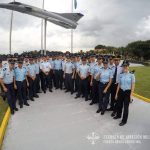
0, 0, 150, 54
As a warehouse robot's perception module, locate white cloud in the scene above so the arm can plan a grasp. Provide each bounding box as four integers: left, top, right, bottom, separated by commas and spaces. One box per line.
136, 16, 150, 38
0, 0, 150, 53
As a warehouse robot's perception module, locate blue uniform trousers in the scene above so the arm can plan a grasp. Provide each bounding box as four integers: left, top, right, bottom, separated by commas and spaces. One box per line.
55, 70, 63, 89
35, 74, 41, 93
5, 83, 16, 112
77, 77, 88, 100
92, 79, 99, 103
65, 73, 73, 93
28, 77, 36, 98
116, 89, 131, 123
98, 82, 110, 112
16, 80, 27, 106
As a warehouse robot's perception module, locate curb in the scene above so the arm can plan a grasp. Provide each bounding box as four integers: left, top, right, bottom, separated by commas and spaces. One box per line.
133, 93, 150, 103
0, 108, 10, 150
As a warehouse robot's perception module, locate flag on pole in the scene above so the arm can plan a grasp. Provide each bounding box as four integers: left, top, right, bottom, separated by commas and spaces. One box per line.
74, 0, 77, 9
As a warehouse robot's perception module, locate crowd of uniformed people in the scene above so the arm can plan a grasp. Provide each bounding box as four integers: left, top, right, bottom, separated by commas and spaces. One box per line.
0, 52, 135, 126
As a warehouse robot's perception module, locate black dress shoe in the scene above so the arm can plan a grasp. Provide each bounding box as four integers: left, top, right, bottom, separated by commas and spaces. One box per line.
3, 96, 6, 101
14, 108, 18, 111
71, 92, 74, 95
101, 111, 105, 115
65, 90, 69, 93
75, 95, 80, 99
107, 107, 113, 111
96, 109, 101, 113
11, 110, 15, 115
130, 99, 133, 103
20, 105, 23, 108
49, 89, 53, 92
89, 102, 94, 105
119, 122, 126, 126
30, 98, 35, 101
43, 90, 46, 93
111, 112, 116, 117
34, 95, 39, 98
82, 95, 85, 98
26, 97, 29, 100
24, 103, 30, 106
113, 116, 121, 120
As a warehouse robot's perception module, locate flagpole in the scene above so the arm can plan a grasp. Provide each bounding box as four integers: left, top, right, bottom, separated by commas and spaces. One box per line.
41, 0, 44, 54
9, 0, 15, 54
71, 0, 74, 53
44, 19, 47, 55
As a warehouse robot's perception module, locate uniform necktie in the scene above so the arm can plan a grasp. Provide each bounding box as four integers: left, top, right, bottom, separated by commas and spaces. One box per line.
114, 66, 117, 83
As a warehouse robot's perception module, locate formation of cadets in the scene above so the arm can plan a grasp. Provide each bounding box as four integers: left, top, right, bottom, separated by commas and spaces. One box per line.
0, 52, 135, 126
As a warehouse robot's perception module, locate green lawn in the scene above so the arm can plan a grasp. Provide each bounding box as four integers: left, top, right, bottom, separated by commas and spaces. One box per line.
130, 66, 150, 99
0, 98, 8, 125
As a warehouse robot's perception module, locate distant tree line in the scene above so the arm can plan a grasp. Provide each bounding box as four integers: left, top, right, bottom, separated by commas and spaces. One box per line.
95, 40, 150, 61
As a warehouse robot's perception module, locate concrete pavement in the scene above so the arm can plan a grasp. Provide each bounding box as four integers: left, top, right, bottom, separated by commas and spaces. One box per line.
2, 89, 150, 150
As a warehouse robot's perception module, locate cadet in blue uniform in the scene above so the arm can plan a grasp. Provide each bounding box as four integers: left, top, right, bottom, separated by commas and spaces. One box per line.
14, 59, 30, 108
70, 55, 76, 91
0, 60, 18, 114
34, 57, 41, 93
88, 55, 97, 100
54, 55, 63, 89
62, 55, 66, 89
64, 56, 75, 94
0, 59, 5, 100
48, 55, 55, 89
96, 59, 113, 115
23, 58, 30, 100
74, 55, 81, 93
75, 57, 90, 101
90, 56, 103, 105
109, 56, 123, 117
27, 58, 39, 101
40, 56, 52, 93
114, 60, 135, 126
39, 56, 44, 92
